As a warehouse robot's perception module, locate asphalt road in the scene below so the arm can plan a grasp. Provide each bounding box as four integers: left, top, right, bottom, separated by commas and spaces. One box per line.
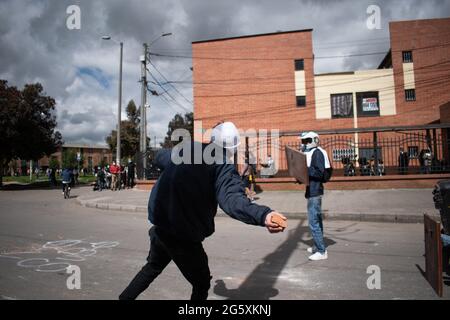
0, 186, 448, 300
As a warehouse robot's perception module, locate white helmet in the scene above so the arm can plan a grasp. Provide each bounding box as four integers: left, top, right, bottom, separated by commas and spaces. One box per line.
211, 121, 241, 151
300, 131, 319, 150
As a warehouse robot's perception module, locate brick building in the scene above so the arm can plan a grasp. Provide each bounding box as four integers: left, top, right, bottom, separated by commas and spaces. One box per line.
11, 143, 112, 176
192, 17, 450, 176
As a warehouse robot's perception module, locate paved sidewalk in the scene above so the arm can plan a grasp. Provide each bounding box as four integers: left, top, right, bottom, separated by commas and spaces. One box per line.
76, 187, 438, 223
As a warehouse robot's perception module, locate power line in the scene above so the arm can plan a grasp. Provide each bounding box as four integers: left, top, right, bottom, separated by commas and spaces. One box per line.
147, 60, 194, 106
146, 67, 191, 113
192, 58, 450, 98
194, 74, 450, 121
150, 39, 450, 62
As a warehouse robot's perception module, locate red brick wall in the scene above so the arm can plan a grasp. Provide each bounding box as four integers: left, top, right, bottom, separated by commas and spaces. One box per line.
389, 18, 450, 127
193, 30, 315, 132
441, 102, 450, 160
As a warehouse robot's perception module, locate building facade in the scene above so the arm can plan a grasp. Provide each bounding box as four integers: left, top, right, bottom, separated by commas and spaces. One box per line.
11, 143, 112, 176
192, 18, 450, 175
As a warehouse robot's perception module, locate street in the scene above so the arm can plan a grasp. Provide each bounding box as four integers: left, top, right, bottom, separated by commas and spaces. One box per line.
0, 186, 448, 300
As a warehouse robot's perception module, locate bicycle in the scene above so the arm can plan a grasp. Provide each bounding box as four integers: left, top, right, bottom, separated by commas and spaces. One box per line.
62, 181, 71, 199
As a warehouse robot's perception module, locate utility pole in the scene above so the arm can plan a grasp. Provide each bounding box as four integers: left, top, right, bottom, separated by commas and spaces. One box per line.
139, 43, 148, 179
117, 42, 123, 166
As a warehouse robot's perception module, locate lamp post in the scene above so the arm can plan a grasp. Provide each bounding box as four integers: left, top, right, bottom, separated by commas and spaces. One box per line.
139, 32, 172, 179
102, 36, 123, 166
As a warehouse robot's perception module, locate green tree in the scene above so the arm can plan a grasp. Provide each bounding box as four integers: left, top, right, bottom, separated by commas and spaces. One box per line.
62, 150, 78, 169
106, 100, 145, 161
0, 80, 62, 186
49, 156, 60, 170
161, 112, 194, 148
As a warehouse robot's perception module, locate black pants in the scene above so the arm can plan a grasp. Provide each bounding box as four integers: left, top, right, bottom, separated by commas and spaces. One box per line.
119, 227, 212, 300
127, 175, 134, 188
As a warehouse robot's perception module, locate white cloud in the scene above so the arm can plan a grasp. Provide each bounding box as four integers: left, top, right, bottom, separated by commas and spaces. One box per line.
1, 0, 449, 145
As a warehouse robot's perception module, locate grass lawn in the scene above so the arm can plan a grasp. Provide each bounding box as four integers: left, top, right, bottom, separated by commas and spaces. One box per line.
3, 175, 97, 184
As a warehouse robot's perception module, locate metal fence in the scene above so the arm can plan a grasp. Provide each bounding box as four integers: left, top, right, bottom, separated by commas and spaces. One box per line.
256, 130, 450, 177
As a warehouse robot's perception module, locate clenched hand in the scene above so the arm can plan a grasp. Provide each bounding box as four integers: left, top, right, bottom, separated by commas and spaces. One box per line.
265, 211, 287, 233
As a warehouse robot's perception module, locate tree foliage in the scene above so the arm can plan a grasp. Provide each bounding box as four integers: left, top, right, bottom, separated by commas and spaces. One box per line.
62, 149, 78, 169
161, 112, 194, 148
106, 99, 145, 161
0, 80, 62, 185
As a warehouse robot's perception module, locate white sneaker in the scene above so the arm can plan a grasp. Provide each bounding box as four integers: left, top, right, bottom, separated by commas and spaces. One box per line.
62, 192, 64, 195
308, 251, 328, 261
307, 247, 316, 253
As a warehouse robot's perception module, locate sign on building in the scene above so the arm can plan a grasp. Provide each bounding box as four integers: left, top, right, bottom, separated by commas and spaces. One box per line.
362, 97, 379, 112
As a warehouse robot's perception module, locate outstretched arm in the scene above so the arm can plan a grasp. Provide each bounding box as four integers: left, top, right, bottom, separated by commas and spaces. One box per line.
215, 163, 286, 232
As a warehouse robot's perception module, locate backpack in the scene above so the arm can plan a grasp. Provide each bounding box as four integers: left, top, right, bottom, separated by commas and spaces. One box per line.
322, 165, 333, 183
312, 148, 333, 183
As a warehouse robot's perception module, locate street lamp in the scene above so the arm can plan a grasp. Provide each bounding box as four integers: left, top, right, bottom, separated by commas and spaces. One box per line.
102, 35, 123, 166
148, 32, 172, 47
139, 32, 172, 179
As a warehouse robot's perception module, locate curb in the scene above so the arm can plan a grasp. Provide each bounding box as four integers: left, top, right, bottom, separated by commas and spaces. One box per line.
76, 197, 425, 223
76, 198, 147, 213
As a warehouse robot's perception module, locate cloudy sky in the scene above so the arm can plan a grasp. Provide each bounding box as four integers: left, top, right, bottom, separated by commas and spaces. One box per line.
1, 0, 449, 146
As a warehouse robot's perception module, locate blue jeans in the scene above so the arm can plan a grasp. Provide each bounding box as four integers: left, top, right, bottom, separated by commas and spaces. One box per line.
307, 196, 326, 254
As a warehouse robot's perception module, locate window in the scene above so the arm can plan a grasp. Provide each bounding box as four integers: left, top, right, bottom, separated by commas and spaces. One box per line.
405, 89, 416, 101
332, 148, 356, 162
356, 91, 380, 117
294, 59, 304, 71
331, 93, 353, 118
296, 96, 306, 107
408, 146, 418, 159
402, 51, 413, 63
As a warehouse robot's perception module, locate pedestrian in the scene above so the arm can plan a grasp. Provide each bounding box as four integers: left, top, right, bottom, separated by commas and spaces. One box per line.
419, 148, 433, 174
50, 168, 57, 186
241, 151, 257, 201
300, 131, 332, 261
127, 159, 135, 188
119, 121, 287, 300
110, 162, 119, 191
398, 147, 409, 175
95, 167, 105, 191
73, 167, 79, 184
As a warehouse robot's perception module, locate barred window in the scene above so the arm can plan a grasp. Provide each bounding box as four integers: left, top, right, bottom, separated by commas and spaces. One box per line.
296, 96, 306, 107
331, 93, 353, 118
294, 59, 304, 71
408, 146, 418, 159
402, 51, 413, 63
332, 148, 356, 162
405, 89, 416, 101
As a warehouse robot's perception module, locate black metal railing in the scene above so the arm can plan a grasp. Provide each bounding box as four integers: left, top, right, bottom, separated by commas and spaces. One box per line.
253, 130, 450, 177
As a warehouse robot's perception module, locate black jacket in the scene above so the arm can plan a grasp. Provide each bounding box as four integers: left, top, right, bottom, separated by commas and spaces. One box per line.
148, 142, 272, 242
305, 148, 325, 198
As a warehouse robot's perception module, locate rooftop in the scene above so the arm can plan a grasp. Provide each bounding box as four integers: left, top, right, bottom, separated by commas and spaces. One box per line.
192, 28, 313, 44
62, 143, 110, 150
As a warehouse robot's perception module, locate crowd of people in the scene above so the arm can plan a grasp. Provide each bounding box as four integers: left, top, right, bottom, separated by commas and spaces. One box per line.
93, 160, 136, 191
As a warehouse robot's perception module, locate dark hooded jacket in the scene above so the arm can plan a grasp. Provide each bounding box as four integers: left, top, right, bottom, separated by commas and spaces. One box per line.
148, 141, 272, 242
